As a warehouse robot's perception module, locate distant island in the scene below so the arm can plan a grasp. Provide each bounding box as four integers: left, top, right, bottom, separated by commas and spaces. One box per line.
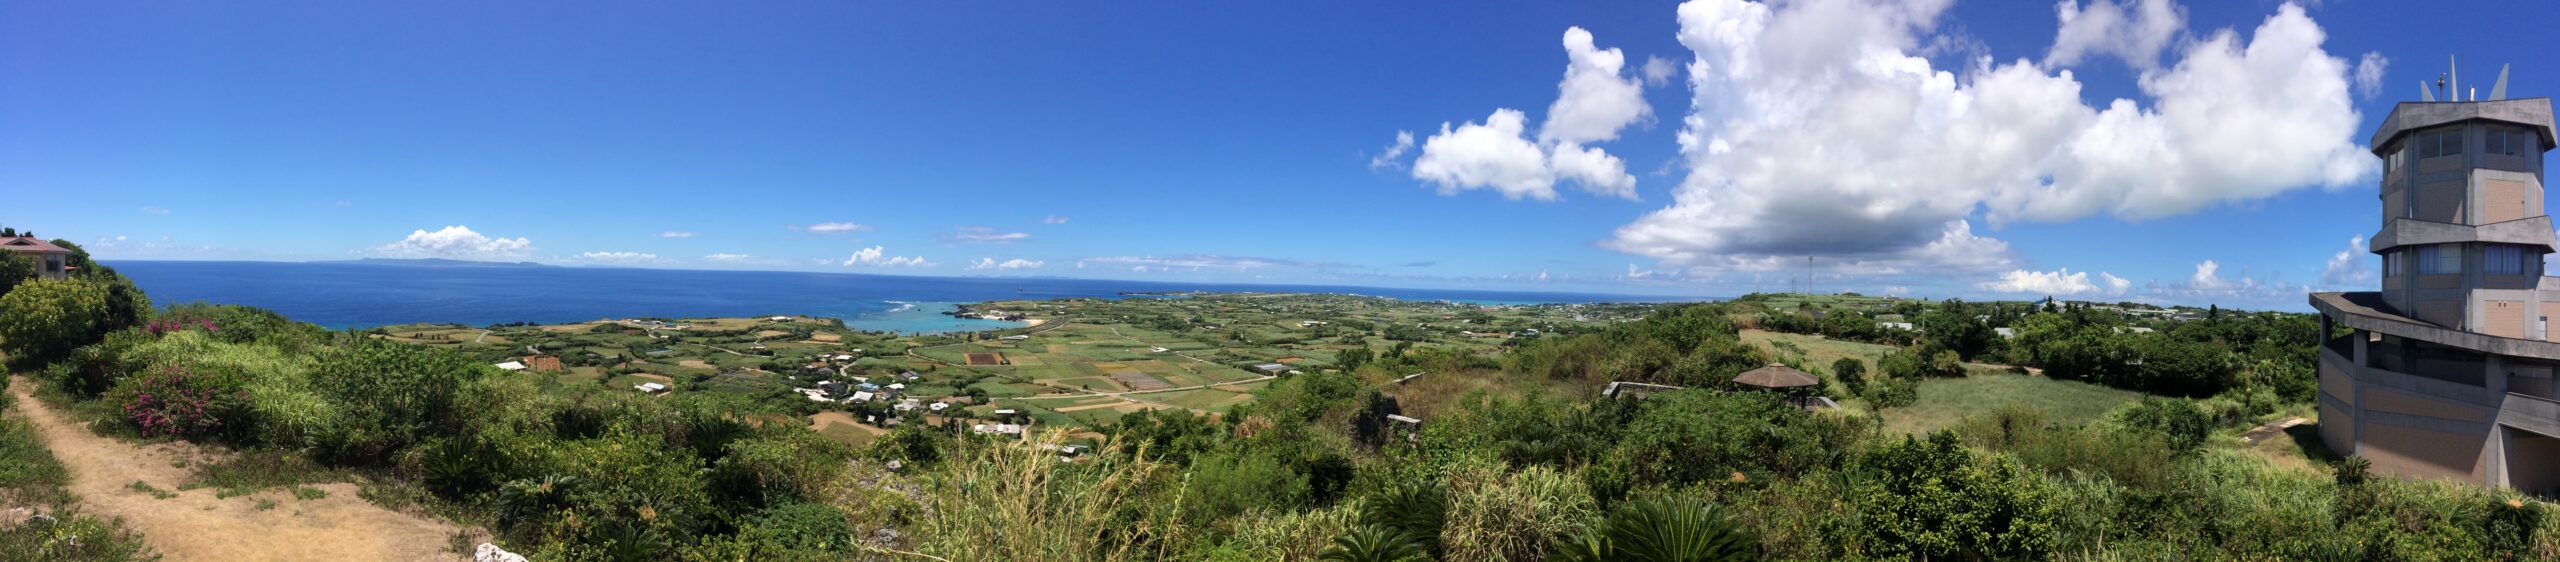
318, 257, 556, 268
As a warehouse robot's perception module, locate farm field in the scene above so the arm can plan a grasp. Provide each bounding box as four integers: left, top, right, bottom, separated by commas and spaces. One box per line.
364, 293, 1635, 440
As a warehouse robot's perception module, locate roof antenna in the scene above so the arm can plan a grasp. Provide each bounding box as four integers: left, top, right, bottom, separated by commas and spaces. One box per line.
2450, 55, 2460, 100
2490, 64, 2511, 101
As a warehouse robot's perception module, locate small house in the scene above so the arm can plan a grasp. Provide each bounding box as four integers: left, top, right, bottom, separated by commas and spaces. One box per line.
0, 236, 72, 280
1000, 334, 1030, 341
493, 361, 527, 371
929, 402, 950, 412
1150, 347, 1170, 353
1253, 363, 1289, 375
634, 382, 670, 394
849, 391, 876, 402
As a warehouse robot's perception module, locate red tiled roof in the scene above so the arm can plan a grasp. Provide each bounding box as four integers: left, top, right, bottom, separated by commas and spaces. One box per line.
0, 236, 70, 255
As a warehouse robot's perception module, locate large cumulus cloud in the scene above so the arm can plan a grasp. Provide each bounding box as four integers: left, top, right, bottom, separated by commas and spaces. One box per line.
1607, 0, 2375, 277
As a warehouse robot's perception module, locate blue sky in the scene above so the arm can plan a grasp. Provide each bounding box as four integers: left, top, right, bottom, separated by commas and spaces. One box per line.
3, 0, 2554, 309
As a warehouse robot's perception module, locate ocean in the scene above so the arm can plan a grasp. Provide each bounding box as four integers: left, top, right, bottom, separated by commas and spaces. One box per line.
106, 260, 1684, 333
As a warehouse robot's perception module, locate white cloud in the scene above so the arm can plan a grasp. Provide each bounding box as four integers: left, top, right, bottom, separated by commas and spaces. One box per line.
660, 231, 697, 238
968, 257, 1045, 270
2354, 51, 2388, 99
797, 222, 871, 234
1981, 268, 2108, 295
1542, 27, 1653, 146
1642, 55, 1680, 86
1413, 109, 1562, 200
951, 226, 1031, 243
2136, 258, 2307, 306
841, 246, 933, 267
2188, 259, 2231, 291
1609, 0, 2372, 279
1043, 214, 1071, 225
140, 206, 171, 215
1411, 27, 1647, 201
2046, 0, 2185, 71
2321, 235, 2374, 288
2099, 271, 2132, 295
1369, 131, 1415, 170
703, 253, 754, 262
576, 251, 664, 264
1081, 255, 1310, 270
374, 226, 534, 260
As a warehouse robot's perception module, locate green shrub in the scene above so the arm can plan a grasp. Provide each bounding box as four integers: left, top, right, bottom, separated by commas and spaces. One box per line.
307, 340, 491, 462
2114, 398, 2212, 453
1831, 358, 1867, 396
1846, 432, 2058, 560
0, 278, 119, 372
0, 509, 156, 562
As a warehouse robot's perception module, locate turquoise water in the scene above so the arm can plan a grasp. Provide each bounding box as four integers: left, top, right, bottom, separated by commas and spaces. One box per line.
844, 301, 1026, 335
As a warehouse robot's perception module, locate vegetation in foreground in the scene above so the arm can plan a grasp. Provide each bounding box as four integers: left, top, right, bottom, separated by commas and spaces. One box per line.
1, 374, 158, 562
3, 239, 2557, 560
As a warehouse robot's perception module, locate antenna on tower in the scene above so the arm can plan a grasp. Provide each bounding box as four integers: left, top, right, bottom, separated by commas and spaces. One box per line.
2450, 55, 2460, 100
1805, 255, 1814, 295
2490, 64, 2511, 101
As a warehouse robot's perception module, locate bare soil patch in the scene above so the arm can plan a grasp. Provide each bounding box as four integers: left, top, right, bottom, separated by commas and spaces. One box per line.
6, 376, 467, 561
965, 352, 1005, 366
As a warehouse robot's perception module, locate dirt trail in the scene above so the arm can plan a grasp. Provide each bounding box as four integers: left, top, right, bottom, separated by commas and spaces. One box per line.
5, 376, 465, 561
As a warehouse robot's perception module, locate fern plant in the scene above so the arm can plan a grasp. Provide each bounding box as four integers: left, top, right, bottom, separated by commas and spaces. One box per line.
1548, 497, 1758, 562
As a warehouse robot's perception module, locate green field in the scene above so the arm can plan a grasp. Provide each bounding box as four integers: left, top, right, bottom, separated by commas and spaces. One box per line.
1879, 372, 2148, 435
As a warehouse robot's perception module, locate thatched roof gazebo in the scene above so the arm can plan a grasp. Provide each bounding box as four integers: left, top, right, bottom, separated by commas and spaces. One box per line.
1731, 363, 1820, 389
1732, 363, 1837, 410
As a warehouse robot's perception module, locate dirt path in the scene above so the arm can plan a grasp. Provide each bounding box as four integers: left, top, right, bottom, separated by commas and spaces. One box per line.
5, 376, 465, 561
2241, 416, 2313, 445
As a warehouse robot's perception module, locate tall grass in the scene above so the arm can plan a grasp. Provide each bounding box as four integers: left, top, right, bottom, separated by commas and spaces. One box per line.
1439, 462, 1594, 562
895, 429, 1189, 561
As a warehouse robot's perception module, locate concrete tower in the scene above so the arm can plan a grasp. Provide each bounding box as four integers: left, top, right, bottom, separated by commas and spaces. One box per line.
2310, 69, 2559, 490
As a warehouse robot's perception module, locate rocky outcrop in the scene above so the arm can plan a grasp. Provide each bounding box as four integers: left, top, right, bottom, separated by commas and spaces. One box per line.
474, 543, 527, 562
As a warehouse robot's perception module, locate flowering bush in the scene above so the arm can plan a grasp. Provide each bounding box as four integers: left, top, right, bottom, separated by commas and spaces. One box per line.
112, 365, 248, 441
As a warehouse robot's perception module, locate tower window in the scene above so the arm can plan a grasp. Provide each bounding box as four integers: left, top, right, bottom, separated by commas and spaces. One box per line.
2417, 245, 2462, 274
2488, 245, 2527, 275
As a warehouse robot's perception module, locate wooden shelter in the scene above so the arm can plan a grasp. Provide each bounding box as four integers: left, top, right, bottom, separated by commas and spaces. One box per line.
1731, 363, 1820, 389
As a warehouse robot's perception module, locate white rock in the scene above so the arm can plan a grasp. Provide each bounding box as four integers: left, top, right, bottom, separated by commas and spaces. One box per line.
475, 543, 528, 562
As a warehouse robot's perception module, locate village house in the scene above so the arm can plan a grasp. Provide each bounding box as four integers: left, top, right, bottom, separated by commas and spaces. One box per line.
0, 236, 71, 280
